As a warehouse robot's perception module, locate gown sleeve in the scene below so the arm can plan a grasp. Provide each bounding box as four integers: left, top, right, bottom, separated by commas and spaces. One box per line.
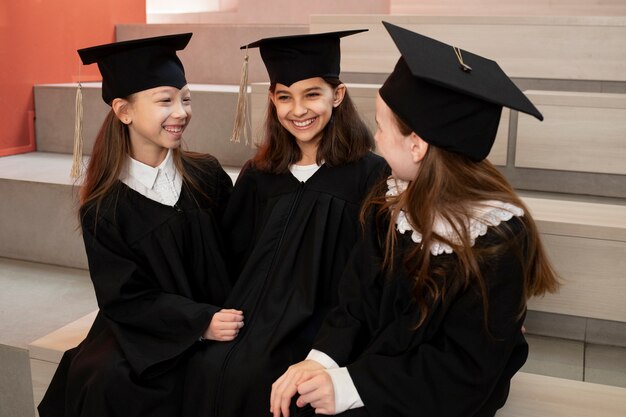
81, 209, 221, 377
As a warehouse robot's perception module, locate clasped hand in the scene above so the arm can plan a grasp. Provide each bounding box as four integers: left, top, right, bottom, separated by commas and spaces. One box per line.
270, 360, 336, 417
203, 309, 244, 341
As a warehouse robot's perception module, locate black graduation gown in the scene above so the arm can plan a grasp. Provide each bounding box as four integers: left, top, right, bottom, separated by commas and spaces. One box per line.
183, 152, 388, 417
312, 213, 529, 417
38, 156, 233, 417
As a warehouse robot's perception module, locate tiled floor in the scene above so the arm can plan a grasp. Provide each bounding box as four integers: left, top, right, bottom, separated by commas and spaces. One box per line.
523, 334, 626, 389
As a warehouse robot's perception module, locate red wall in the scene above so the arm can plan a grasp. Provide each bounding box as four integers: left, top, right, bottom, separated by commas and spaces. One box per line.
0, 1, 146, 156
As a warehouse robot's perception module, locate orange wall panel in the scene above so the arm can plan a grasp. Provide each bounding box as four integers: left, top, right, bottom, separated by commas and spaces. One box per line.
0, 1, 145, 156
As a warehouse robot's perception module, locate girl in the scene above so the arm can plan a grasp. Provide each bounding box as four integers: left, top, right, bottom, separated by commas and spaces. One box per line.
270, 22, 560, 417
183, 30, 388, 417
39, 33, 243, 417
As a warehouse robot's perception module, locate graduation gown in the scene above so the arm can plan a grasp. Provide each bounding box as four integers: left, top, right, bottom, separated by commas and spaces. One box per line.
38, 156, 233, 417
183, 152, 388, 417
312, 212, 529, 417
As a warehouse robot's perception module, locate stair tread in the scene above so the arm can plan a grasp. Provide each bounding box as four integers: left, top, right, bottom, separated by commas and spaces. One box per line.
0, 257, 96, 350
0, 151, 242, 185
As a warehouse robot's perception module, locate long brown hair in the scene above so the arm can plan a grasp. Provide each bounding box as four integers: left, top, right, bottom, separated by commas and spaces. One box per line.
252, 77, 373, 173
79, 97, 213, 221
364, 114, 559, 329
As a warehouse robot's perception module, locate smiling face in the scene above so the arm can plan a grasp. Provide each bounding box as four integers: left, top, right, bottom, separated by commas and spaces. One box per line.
270, 77, 345, 152
374, 93, 427, 181
114, 85, 192, 166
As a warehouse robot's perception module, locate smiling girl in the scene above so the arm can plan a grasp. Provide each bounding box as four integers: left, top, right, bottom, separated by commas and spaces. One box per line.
38, 33, 241, 417
270, 22, 559, 417
183, 31, 388, 417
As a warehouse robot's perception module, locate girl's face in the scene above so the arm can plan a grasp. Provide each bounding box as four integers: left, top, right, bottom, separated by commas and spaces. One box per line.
120, 85, 192, 164
374, 93, 426, 181
270, 77, 345, 150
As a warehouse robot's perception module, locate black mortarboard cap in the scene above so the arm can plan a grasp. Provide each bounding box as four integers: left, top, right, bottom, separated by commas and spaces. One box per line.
241, 29, 368, 86
379, 21, 542, 161
77, 33, 192, 105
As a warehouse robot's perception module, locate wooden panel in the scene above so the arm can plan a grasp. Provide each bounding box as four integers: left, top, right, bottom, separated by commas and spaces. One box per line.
310, 15, 626, 82
523, 195, 626, 323
252, 83, 508, 164
30, 358, 58, 411
527, 233, 626, 323
500, 372, 626, 417
522, 195, 626, 242
29, 311, 97, 363
516, 91, 626, 175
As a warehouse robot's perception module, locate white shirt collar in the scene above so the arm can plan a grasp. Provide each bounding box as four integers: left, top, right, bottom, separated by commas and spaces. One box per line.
122, 149, 176, 190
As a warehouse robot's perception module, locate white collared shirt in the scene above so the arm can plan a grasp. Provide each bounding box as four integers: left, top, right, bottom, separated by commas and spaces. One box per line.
120, 149, 182, 206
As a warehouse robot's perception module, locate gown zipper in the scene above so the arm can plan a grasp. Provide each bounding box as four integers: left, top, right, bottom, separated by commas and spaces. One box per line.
213, 182, 306, 417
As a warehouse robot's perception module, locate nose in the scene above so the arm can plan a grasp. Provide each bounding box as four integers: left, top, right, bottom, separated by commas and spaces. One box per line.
292, 98, 307, 117
172, 100, 189, 119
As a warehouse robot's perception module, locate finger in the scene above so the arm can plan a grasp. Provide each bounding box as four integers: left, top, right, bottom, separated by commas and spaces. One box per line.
216, 321, 244, 330
217, 313, 244, 323
271, 373, 297, 417
220, 308, 243, 315
219, 329, 239, 337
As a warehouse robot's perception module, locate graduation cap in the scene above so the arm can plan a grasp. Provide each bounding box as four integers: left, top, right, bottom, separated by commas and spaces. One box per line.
70, 33, 192, 178
242, 29, 368, 86
379, 21, 542, 161
230, 29, 368, 144
77, 32, 192, 105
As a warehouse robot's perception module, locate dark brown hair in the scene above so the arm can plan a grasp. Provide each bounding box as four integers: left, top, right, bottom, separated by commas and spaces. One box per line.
252, 77, 373, 173
364, 112, 559, 329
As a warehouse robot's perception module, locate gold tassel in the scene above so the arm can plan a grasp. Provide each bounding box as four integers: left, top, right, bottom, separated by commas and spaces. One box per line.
231, 47, 250, 144
70, 81, 84, 179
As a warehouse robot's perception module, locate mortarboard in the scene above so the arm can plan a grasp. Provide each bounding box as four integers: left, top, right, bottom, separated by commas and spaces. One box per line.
230, 29, 368, 144
78, 33, 192, 105
71, 33, 192, 178
379, 21, 542, 161
241, 29, 368, 87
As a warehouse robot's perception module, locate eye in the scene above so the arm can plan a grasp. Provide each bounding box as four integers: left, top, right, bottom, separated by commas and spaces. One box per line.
305, 92, 320, 98
158, 97, 172, 103
183, 97, 191, 103
276, 94, 290, 102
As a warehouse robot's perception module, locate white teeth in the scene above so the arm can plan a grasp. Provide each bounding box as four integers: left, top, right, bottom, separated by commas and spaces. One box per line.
292, 118, 314, 127
164, 126, 183, 133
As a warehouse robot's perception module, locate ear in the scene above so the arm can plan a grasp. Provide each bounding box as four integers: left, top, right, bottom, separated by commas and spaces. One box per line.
112, 98, 132, 125
408, 133, 429, 163
332, 84, 346, 108
268, 90, 276, 107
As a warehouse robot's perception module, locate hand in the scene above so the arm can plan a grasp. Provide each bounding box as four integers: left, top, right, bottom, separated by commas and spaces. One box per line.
270, 360, 325, 417
296, 370, 335, 415
203, 309, 244, 341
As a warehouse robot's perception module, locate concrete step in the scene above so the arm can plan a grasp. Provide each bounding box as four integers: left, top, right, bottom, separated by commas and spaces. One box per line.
34, 83, 255, 167
0, 152, 241, 269
0, 257, 97, 417
115, 24, 308, 85
0, 152, 88, 269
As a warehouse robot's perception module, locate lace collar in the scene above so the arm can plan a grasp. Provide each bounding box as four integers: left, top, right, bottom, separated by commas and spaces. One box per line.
386, 177, 524, 256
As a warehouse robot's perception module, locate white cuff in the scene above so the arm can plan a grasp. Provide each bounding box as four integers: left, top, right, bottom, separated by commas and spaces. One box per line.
326, 367, 364, 414
306, 349, 339, 369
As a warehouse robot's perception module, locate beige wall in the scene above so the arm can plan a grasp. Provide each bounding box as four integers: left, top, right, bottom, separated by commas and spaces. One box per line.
391, 0, 626, 16
148, 0, 389, 24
